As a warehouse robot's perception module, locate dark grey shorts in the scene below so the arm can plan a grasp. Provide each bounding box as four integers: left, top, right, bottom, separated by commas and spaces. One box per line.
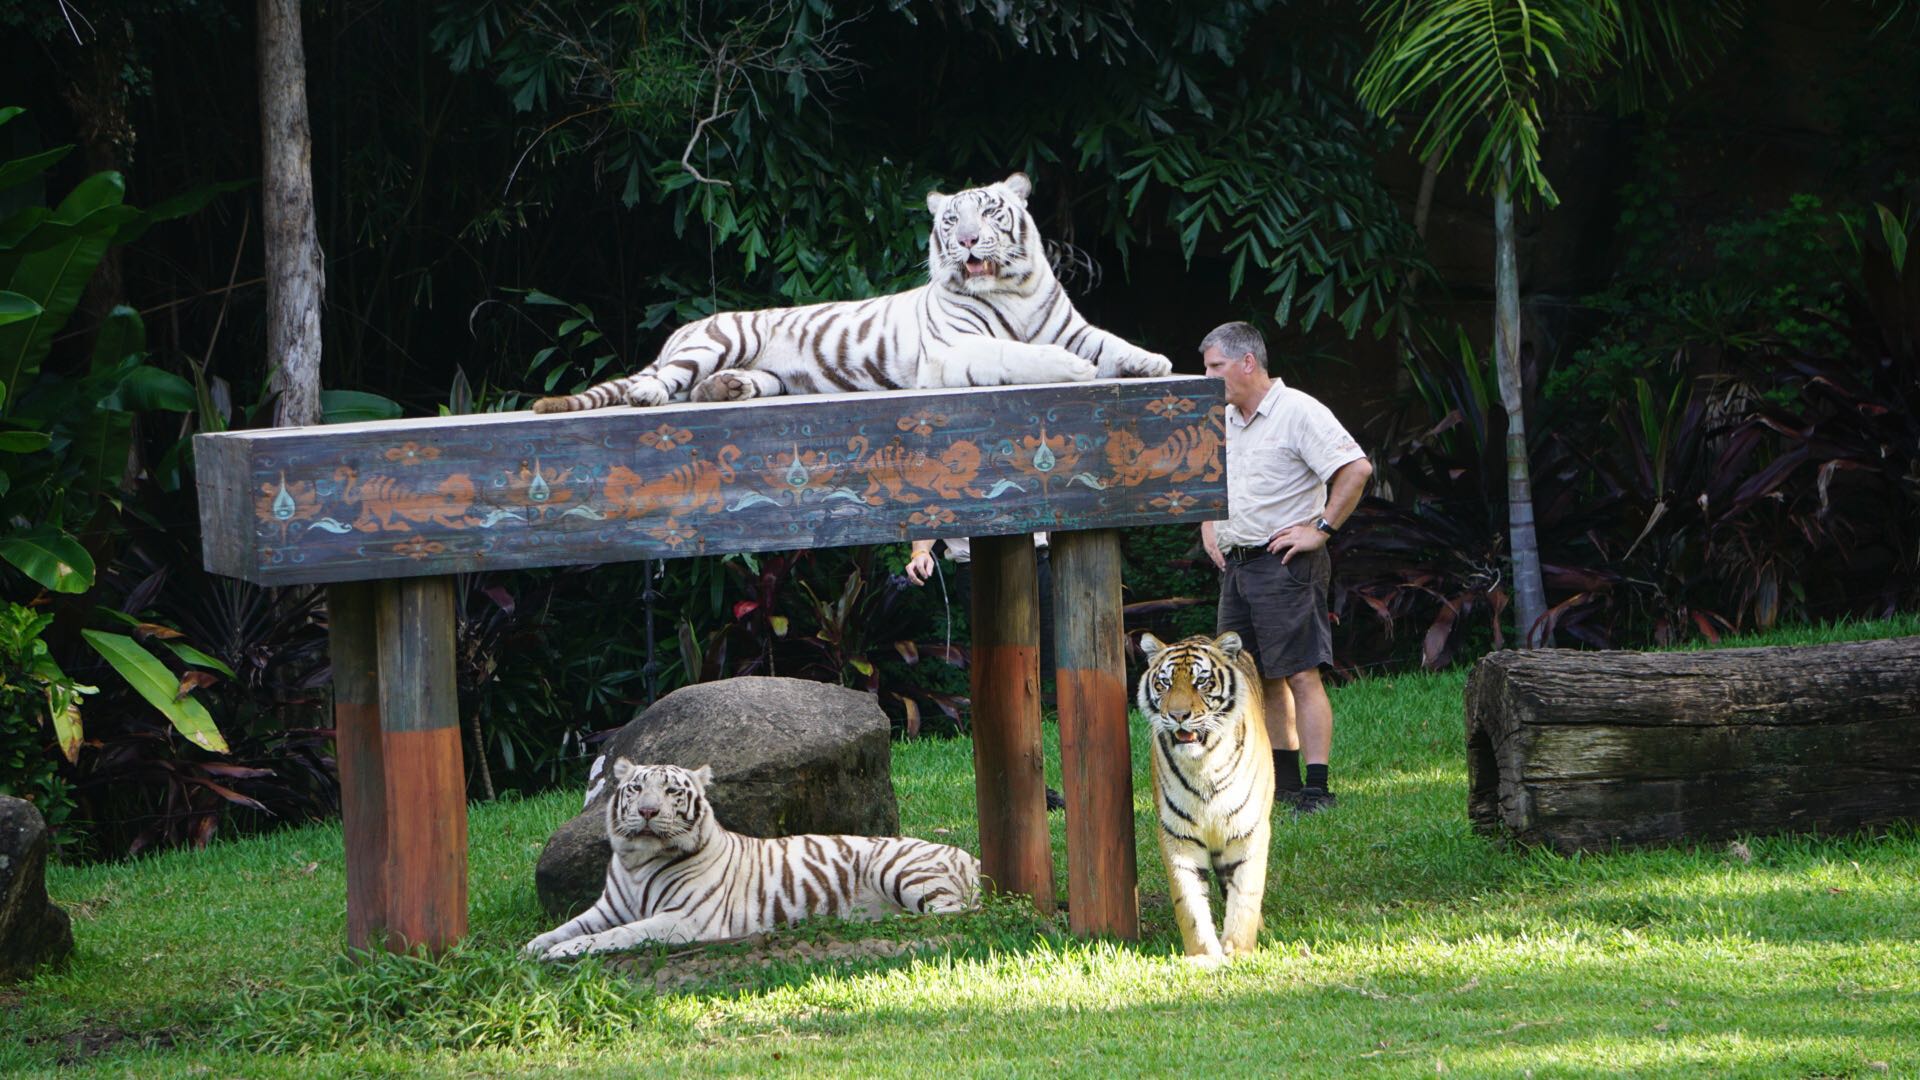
1215, 545, 1332, 679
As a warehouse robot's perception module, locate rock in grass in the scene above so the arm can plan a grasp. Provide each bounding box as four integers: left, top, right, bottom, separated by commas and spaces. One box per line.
534, 676, 900, 918
0, 797, 73, 982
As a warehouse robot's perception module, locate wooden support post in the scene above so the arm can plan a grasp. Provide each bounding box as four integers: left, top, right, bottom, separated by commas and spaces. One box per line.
1050, 529, 1139, 938
968, 534, 1054, 914
374, 576, 467, 953
328, 582, 387, 953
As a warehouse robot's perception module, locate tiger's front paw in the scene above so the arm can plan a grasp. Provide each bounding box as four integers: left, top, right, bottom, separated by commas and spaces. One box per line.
540, 936, 595, 961
1183, 951, 1229, 972
622, 376, 670, 407
1105, 351, 1174, 379
1037, 346, 1097, 383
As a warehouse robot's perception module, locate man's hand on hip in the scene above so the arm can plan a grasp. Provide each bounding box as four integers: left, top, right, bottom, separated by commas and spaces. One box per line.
1266, 523, 1329, 563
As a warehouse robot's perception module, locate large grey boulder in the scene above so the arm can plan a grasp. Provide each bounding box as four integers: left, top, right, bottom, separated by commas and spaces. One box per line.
534, 676, 900, 917
1, 797, 73, 982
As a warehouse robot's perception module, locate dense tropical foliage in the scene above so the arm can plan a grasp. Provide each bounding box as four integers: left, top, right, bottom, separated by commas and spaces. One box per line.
0, 0, 1915, 856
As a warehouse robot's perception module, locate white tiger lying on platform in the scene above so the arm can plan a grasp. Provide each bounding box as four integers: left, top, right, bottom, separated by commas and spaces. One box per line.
526, 761, 980, 959
531, 172, 1172, 413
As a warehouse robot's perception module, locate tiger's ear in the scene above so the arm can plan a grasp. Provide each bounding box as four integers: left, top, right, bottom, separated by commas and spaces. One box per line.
1139, 632, 1166, 657
926, 189, 950, 215
612, 758, 636, 782
1001, 172, 1032, 203
689, 764, 714, 789
1215, 631, 1244, 657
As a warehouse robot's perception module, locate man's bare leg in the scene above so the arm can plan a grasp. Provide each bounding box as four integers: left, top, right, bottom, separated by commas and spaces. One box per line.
1286, 667, 1337, 811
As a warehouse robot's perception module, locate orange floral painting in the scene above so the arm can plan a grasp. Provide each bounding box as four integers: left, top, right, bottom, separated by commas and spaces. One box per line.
384, 441, 442, 466
639, 424, 693, 451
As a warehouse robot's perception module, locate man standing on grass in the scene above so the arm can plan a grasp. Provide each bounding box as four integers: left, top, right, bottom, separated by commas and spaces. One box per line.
1198, 321, 1372, 813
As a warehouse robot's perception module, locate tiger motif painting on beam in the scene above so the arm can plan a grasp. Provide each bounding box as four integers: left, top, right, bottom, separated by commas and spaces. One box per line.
1136, 632, 1275, 966
525, 761, 980, 959
530, 172, 1173, 413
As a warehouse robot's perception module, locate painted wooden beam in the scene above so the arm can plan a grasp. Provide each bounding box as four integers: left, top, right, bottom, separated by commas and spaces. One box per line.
195, 377, 1226, 584
968, 534, 1054, 914
1050, 528, 1139, 938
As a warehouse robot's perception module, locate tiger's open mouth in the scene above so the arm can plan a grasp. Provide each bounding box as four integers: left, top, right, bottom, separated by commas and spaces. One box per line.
1172, 729, 1200, 744
964, 257, 996, 278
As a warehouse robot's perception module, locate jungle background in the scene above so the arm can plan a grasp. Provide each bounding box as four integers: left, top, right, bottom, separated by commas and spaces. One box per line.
1, 0, 1916, 860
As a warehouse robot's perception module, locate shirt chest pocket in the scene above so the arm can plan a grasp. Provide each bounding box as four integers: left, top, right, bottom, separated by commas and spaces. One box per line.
1240, 439, 1304, 498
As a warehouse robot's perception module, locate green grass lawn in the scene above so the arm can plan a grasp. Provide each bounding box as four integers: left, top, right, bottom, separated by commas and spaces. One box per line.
5, 616, 1918, 1078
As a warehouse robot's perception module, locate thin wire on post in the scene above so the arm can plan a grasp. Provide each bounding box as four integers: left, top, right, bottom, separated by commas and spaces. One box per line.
935, 554, 952, 666
641, 558, 663, 707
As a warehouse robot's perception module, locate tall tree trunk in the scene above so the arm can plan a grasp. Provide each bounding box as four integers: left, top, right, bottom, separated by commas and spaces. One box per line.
1493, 160, 1550, 647
60, 15, 136, 345
259, 0, 324, 429
58, 17, 140, 489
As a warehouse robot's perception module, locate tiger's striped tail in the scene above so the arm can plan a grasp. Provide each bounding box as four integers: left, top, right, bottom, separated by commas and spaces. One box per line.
531, 316, 757, 413
530, 376, 656, 413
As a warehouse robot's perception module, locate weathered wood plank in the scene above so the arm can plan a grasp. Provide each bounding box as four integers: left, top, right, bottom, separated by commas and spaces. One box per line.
195, 430, 253, 576
1465, 637, 1920, 852
1051, 528, 1138, 939
374, 576, 467, 952
328, 582, 387, 953
193, 377, 1225, 585
969, 534, 1054, 914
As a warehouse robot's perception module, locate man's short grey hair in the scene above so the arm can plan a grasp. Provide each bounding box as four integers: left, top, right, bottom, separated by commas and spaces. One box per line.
1198, 321, 1267, 369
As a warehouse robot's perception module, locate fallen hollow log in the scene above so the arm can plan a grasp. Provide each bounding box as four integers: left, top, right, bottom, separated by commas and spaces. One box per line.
1464, 636, 1920, 852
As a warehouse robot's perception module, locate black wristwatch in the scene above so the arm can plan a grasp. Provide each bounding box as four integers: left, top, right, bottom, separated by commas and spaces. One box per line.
1312, 515, 1337, 536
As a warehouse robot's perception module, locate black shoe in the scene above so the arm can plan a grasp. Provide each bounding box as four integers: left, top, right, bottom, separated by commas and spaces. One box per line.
1045, 787, 1066, 812
1292, 786, 1338, 814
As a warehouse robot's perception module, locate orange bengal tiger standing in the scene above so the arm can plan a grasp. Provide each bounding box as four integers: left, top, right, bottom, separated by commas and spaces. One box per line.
1135, 632, 1275, 965
529, 172, 1172, 413
526, 762, 979, 959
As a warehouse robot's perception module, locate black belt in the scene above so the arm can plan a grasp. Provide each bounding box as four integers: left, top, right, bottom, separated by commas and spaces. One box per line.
1224, 545, 1269, 564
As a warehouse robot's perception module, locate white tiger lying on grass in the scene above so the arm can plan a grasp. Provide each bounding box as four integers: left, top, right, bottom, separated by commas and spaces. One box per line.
530, 172, 1172, 413
526, 761, 980, 959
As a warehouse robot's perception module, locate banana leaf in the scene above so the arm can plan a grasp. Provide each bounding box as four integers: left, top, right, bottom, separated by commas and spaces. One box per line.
80, 630, 230, 754
0, 525, 95, 593
0, 172, 132, 410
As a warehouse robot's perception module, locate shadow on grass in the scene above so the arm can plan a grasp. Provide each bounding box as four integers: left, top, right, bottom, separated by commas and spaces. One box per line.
199, 940, 1906, 1077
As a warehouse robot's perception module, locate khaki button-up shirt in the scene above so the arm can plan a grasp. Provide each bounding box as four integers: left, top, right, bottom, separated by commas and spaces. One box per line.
1217, 379, 1365, 550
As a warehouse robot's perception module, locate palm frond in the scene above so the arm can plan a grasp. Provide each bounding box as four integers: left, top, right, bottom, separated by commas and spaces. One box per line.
1608, 0, 1746, 112
1356, 0, 1622, 205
